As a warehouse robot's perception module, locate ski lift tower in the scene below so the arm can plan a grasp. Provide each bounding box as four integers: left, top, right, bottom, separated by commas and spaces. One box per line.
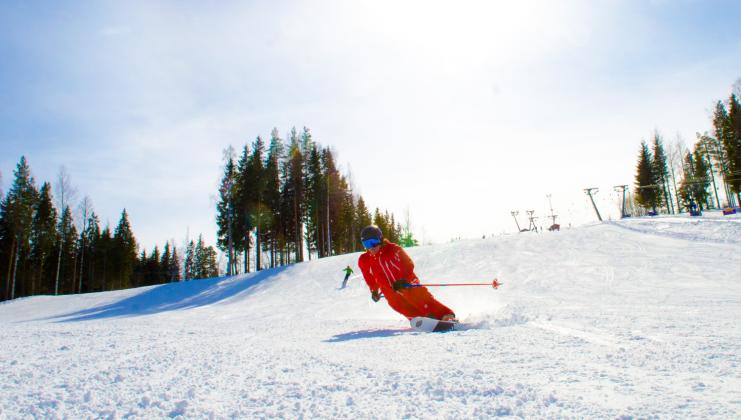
526, 210, 538, 232
584, 187, 603, 222
510, 211, 523, 232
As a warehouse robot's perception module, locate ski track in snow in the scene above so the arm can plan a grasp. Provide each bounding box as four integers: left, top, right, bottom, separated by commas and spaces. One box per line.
1, 215, 740, 418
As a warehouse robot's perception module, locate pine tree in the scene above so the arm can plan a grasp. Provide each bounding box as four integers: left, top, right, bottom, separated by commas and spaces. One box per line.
1, 157, 38, 300
184, 240, 195, 280
161, 242, 171, 283
713, 101, 734, 205
302, 128, 321, 259
696, 133, 722, 208
146, 246, 161, 285
338, 184, 356, 254
283, 128, 304, 262
199, 242, 219, 278
356, 198, 372, 227
691, 147, 711, 208
679, 151, 694, 210
713, 95, 741, 205
97, 225, 112, 291
651, 133, 671, 213
30, 183, 58, 295
234, 144, 251, 272
134, 248, 147, 287
113, 209, 137, 290
194, 236, 204, 279
304, 145, 323, 259
300, 126, 314, 157
54, 206, 78, 294
634, 141, 658, 213
388, 213, 400, 243
169, 244, 181, 282
246, 137, 267, 270
727, 94, 741, 202
322, 147, 342, 257
83, 213, 101, 292
264, 129, 285, 268
190, 234, 218, 279
76, 196, 94, 294
372, 209, 389, 239
679, 148, 711, 212
216, 147, 238, 275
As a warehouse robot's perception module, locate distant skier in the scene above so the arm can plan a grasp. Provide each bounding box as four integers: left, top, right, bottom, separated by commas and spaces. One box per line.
340, 265, 354, 289
690, 200, 702, 216
357, 225, 456, 322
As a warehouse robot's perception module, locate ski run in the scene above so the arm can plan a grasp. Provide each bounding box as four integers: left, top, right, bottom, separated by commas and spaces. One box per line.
1, 214, 740, 418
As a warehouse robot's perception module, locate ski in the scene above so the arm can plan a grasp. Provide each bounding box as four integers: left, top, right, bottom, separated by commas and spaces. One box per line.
410, 316, 458, 333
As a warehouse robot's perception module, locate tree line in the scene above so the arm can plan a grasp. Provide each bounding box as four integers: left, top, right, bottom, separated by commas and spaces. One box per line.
131, 234, 220, 286
1, 126, 410, 301
216, 126, 409, 275
0, 157, 218, 302
633, 84, 741, 214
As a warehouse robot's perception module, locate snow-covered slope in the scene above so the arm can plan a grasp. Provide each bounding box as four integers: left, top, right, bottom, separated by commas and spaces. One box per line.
2, 215, 740, 418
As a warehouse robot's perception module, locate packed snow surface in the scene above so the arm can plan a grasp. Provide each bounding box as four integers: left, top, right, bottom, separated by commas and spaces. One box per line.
2, 214, 740, 418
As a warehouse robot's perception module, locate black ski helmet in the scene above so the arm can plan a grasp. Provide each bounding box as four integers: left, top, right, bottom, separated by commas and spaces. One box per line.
360, 225, 383, 242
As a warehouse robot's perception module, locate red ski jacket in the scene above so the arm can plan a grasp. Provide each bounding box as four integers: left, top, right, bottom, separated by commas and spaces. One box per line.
358, 240, 420, 293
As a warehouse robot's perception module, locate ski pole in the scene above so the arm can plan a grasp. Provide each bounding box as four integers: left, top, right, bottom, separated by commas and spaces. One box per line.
404, 278, 502, 289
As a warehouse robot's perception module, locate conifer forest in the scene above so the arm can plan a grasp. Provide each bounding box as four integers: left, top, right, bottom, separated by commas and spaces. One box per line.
631, 87, 741, 216
1, 126, 408, 302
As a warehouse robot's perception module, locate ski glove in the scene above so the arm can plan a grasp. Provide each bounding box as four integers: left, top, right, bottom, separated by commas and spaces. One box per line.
392, 279, 411, 291
371, 290, 381, 302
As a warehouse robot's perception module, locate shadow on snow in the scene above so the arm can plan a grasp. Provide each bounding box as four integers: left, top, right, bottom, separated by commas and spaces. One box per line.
324, 328, 409, 342
43, 266, 291, 322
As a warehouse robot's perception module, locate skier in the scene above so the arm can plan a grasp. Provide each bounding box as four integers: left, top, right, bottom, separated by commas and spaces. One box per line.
340, 265, 354, 289
357, 225, 456, 322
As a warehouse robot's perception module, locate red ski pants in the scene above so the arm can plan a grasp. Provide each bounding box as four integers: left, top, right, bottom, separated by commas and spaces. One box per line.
383, 286, 454, 320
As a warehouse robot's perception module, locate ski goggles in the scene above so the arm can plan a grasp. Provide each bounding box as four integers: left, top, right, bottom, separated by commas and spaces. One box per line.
362, 238, 382, 249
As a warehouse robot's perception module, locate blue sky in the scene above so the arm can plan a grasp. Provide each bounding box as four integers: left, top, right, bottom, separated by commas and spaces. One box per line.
1, 0, 740, 251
